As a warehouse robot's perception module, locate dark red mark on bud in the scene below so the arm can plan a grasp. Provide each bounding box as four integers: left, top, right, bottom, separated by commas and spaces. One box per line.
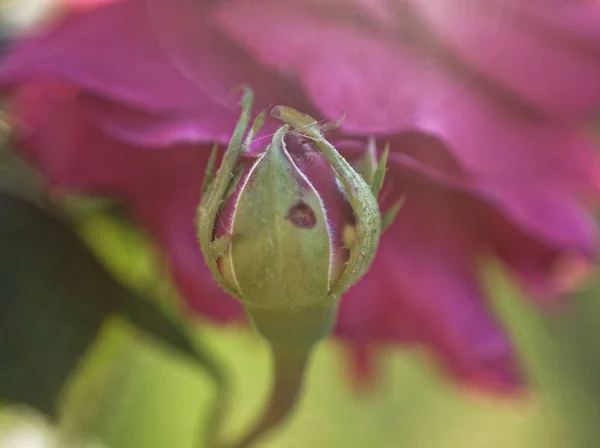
286, 201, 317, 228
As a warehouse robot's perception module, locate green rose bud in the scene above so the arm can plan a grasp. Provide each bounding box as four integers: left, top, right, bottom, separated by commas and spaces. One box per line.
197, 90, 387, 345
216, 124, 339, 309
196, 90, 396, 448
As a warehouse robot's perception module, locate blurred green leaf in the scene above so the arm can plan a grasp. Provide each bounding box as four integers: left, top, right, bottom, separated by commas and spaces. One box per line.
0, 192, 118, 417
0, 192, 228, 442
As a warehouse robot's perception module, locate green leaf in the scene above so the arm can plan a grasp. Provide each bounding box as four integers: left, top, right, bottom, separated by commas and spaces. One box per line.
117, 294, 229, 448
0, 193, 229, 443
0, 192, 119, 417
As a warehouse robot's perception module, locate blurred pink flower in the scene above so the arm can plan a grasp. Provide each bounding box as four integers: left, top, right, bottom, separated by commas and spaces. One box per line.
62, 0, 118, 9
1, 0, 600, 394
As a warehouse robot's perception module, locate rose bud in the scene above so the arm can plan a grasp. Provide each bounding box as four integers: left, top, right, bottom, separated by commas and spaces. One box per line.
196, 89, 396, 448
197, 89, 393, 345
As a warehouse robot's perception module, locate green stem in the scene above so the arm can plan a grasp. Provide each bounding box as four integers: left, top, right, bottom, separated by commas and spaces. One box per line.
219, 303, 337, 448
223, 343, 312, 448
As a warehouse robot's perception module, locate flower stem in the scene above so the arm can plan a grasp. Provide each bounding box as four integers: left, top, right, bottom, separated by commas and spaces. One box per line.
219, 302, 337, 448
224, 343, 312, 448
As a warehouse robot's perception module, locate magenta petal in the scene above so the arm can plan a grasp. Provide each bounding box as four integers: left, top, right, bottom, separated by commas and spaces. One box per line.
0, 0, 315, 126
414, 0, 600, 116
145, 0, 318, 115
8, 80, 242, 321
7, 81, 225, 195
320, 0, 395, 26
81, 95, 238, 147
215, 0, 600, 257
0, 0, 204, 111
485, 182, 597, 257
0, 0, 268, 147
214, 0, 446, 133
130, 178, 243, 322
7, 81, 141, 193
379, 128, 599, 268
341, 135, 597, 300
479, 203, 592, 299
414, 87, 600, 254
336, 191, 524, 394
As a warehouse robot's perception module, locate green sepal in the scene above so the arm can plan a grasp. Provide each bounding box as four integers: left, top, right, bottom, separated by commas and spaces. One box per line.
222, 166, 245, 201
243, 109, 268, 152
197, 88, 254, 297
210, 233, 237, 258
202, 142, 220, 196
381, 196, 406, 232
220, 109, 268, 203
225, 125, 332, 308
271, 106, 381, 298
354, 137, 377, 186
320, 113, 346, 132
371, 142, 389, 198
342, 224, 358, 251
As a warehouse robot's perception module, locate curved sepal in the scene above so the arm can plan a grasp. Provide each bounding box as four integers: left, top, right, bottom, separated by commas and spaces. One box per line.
196, 89, 254, 297
270, 106, 382, 297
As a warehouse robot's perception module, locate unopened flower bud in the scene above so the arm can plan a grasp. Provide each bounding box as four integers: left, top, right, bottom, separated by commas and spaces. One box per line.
214, 126, 355, 309
197, 89, 388, 344
196, 89, 396, 448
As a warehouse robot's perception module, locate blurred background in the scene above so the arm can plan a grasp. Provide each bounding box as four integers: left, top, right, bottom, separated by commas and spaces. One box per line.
69, 272, 600, 448
4, 219, 600, 448
1, 1, 600, 448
